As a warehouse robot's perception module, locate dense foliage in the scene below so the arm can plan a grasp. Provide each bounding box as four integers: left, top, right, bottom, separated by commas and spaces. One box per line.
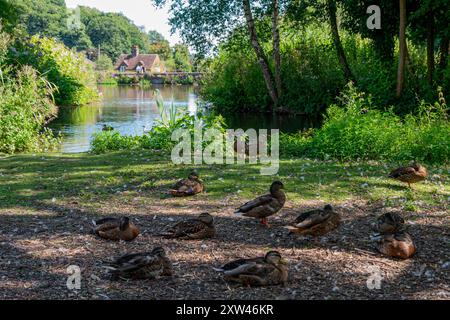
91, 98, 227, 154
13, 36, 99, 106
202, 22, 449, 115
0, 29, 59, 153
0, 0, 194, 71
280, 84, 450, 164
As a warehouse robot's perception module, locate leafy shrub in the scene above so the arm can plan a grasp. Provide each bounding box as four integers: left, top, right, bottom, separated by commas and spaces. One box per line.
281, 84, 450, 164
202, 23, 448, 115
0, 65, 59, 153
12, 36, 99, 106
96, 71, 117, 85
91, 106, 227, 154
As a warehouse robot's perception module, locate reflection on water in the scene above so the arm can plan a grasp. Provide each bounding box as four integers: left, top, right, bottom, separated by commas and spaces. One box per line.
49, 85, 197, 153
49, 85, 317, 153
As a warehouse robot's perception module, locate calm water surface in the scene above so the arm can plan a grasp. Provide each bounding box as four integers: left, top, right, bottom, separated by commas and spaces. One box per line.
49, 85, 316, 153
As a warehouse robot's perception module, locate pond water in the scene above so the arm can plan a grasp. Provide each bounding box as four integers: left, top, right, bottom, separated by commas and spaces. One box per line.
49, 85, 317, 153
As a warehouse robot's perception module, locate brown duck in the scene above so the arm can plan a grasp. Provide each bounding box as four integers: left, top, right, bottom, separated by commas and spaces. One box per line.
389, 163, 428, 188
234, 181, 286, 227
285, 205, 341, 237
377, 212, 405, 234
160, 213, 216, 240
374, 231, 416, 259
213, 251, 288, 287
105, 247, 174, 280
92, 217, 140, 241
170, 171, 204, 197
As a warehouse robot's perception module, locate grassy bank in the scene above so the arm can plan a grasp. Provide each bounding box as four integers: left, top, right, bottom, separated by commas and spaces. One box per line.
1, 151, 448, 300
1, 151, 448, 211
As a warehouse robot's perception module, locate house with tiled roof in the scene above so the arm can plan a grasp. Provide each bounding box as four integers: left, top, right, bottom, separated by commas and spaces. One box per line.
114, 45, 165, 74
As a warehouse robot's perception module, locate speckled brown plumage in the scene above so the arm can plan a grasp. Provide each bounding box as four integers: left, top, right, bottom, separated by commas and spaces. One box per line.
92, 217, 140, 241
389, 163, 428, 188
375, 231, 416, 259
377, 212, 405, 234
170, 172, 204, 197
285, 205, 341, 237
160, 213, 215, 240
234, 181, 286, 227
107, 247, 173, 280
214, 251, 288, 287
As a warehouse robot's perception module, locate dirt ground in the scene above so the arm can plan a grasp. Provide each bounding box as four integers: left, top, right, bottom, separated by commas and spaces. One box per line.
1, 194, 448, 300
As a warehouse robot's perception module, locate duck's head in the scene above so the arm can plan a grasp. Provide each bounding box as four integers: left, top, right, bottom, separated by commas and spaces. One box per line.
189, 171, 200, 180
198, 212, 214, 225
324, 204, 333, 211
265, 251, 287, 265
152, 247, 166, 257
270, 181, 284, 193
379, 212, 404, 226
119, 217, 131, 231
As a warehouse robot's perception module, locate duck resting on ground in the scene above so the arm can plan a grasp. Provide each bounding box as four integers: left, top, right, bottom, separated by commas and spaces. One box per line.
389, 163, 428, 189
377, 212, 405, 234
285, 204, 341, 237
234, 181, 286, 227
159, 212, 216, 240
372, 231, 416, 260
170, 171, 204, 197
105, 247, 174, 280
213, 251, 288, 287
92, 217, 140, 241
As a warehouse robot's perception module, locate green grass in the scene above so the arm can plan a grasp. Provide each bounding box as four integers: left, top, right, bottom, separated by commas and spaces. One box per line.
0, 152, 448, 213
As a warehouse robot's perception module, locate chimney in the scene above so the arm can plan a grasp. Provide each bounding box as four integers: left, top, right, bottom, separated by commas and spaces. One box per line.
131, 45, 139, 57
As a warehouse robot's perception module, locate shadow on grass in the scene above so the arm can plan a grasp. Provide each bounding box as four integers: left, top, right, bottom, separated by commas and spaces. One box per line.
0, 152, 448, 298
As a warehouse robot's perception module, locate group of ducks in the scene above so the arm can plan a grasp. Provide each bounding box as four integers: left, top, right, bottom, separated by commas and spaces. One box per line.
91, 163, 427, 286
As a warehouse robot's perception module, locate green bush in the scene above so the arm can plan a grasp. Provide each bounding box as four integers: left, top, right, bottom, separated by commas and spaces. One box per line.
0, 65, 59, 153
13, 36, 99, 106
281, 84, 450, 164
202, 24, 448, 115
91, 110, 227, 154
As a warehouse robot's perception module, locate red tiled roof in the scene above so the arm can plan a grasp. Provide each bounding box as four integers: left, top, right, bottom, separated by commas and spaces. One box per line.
115, 54, 159, 70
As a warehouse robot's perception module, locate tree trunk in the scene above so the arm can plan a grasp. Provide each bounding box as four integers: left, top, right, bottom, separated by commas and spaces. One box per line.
272, 0, 282, 99
426, 10, 435, 85
438, 36, 449, 81
242, 0, 278, 111
396, 0, 407, 97
327, 0, 355, 83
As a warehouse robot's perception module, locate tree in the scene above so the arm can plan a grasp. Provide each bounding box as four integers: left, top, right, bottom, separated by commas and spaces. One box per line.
340, 0, 399, 62
409, 0, 450, 85
396, 0, 407, 97
95, 55, 113, 71
79, 7, 150, 60
153, 0, 282, 110
327, 0, 355, 83
242, 0, 278, 109
173, 44, 192, 72
148, 30, 172, 60
0, 0, 22, 33
272, 0, 282, 98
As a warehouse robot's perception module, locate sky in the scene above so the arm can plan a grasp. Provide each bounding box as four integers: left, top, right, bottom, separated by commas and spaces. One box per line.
65, 0, 181, 45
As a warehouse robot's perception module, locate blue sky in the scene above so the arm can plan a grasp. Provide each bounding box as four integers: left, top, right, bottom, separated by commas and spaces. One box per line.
65, 0, 181, 45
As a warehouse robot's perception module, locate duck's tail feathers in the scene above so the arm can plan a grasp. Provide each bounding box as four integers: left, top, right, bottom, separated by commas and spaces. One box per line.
234, 210, 246, 217
102, 265, 118, 271
212, 267, 225, 272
